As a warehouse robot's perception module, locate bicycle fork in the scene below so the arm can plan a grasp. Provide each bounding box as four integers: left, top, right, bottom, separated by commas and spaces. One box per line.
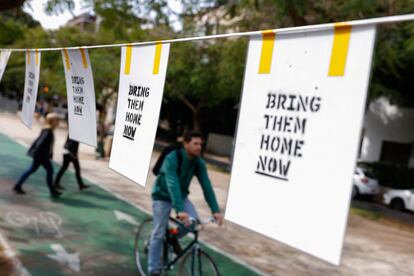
190, 244, 202, 276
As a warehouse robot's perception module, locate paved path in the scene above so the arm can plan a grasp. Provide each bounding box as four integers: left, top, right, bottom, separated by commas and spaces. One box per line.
352, 199, 414, 226
0, 133, 257, 275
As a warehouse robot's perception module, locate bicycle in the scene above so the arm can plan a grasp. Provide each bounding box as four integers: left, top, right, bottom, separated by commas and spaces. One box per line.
134, 216, 220, 276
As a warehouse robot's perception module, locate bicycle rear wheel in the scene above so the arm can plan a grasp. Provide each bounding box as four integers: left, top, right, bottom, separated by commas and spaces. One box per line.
134, 218, 153, 276
178, 249, 220, 276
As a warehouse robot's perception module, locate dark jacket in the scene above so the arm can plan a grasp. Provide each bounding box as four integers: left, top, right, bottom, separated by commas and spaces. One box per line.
27, 128, 54, 161
64, 137, 79, 156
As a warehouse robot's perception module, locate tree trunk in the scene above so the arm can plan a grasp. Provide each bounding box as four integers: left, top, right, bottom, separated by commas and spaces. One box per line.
96, 88, 116, 157
176, 93, 202, 132
96, 101, 107, 158
192, 108, 201, 131
0, 0, 25, 11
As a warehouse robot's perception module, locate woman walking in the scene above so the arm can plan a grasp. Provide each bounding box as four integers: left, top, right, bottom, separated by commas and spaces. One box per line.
13, 113, 62, 198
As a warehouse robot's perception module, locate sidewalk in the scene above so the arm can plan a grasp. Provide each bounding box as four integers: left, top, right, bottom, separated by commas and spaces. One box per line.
1, 111, 414, 275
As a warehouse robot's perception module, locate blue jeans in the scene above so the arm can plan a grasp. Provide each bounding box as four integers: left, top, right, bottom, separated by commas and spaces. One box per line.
148, 199, 198, 274
14, 158, 54, 193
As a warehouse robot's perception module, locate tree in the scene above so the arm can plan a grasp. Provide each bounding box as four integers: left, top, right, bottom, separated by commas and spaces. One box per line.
9, 0, 414, 139
228, 0, 414, 106
0, 8, 42, 100
162, 38, 246, 131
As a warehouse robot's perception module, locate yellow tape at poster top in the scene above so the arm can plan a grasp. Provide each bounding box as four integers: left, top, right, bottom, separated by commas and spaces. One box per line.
79, 48, 88, 68
35, 49, 39, 66
153, 42, 162, 75
258, 30, 276, 74
63, 49, 71, 70
124, 45, 132, 75
328, 23, 352, 76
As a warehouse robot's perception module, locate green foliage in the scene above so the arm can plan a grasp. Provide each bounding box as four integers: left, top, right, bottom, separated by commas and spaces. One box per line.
0, 9, 42, 98
2, 0, 414, 136
44, 0, 76, 15
0, 19, 25, 45
371, 22, 414, 106
233, 0, 414, 107
0, 8, 41, 45
163, 38, 246, 130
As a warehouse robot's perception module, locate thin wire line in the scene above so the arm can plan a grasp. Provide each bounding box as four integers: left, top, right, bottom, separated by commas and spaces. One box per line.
1, 13, 414, 52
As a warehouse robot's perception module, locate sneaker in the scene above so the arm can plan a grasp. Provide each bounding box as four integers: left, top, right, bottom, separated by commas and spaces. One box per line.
79, 184, 90, 191
51, 190, 62, 198
55, 184, 65, 190
13, 187, 26, 195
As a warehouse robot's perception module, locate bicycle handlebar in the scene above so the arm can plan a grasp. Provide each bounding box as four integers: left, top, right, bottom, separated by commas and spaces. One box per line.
169, 216, 216, 232
198, 216, 216, 225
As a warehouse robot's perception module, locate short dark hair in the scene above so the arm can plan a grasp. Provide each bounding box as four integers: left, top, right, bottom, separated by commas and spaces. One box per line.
183, 130, 203, 143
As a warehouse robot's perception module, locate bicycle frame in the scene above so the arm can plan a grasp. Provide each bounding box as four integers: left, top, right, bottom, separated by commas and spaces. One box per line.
163, 217, 200, 271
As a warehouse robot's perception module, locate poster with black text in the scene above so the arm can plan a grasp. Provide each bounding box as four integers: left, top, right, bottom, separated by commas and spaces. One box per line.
21, 51, 41, 129
0, 50, 11, 83
109, 43, 170, 186
225, 25, 376, 265
61, 49, 97, 147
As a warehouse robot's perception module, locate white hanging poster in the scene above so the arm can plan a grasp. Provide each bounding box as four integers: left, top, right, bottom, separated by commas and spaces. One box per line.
0, 50, 11, 83
61, 48, 97, 147
21, 50, 41, 129
225, 24, 376, 265
109, 43, 170, 186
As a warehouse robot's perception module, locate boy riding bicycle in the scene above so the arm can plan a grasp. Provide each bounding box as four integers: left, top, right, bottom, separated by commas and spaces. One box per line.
148, 131, 223, 276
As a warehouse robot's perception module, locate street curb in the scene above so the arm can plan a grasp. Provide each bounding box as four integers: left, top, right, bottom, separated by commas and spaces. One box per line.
0, 233, 31, 276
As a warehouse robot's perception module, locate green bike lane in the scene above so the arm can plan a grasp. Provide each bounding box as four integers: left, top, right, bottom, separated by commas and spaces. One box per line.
0, 132, 258, 275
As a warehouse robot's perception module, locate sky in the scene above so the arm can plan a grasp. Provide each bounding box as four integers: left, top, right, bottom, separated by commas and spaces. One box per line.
23, 0, 91, 30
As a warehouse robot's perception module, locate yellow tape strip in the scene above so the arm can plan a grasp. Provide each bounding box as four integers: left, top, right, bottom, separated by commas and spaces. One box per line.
63, 49, 71, 70
35, 49, 39, 66
124, 45, 132, 75
258, 30, 276, 74
27, 51, 30, 65
328, 23, 352, 76
153, 42, 162, 75
79, 48, 88, 68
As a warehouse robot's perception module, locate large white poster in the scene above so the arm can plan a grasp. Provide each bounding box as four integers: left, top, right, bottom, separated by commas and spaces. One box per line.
0, 50, 11, 83
61, 49, 97, 147
21, 50, 41, 129
225, 24, 376, 265
109, 43, 170, 186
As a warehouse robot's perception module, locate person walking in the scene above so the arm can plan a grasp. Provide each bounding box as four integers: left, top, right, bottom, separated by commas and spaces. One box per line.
54, 136, 89, 191
13, 113, 62, 198
147, 131, 224, 276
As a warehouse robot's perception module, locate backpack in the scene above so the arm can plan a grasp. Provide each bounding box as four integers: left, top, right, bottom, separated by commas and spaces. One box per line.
152, 146, 183, 176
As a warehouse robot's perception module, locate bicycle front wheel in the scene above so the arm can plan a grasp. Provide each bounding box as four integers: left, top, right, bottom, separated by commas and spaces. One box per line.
134, 218, 153, 276
178, 249, 220, 276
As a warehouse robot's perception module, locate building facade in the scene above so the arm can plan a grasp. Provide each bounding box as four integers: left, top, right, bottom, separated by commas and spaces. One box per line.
360, 97, 414, 167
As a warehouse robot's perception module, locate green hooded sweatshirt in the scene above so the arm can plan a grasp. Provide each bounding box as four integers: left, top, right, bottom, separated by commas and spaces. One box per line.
152, 148, 220, 214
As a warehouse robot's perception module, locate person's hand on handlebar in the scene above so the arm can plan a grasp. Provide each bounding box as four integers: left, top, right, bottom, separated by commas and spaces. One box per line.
177, 212, 190, 226
213, 213, 224, 226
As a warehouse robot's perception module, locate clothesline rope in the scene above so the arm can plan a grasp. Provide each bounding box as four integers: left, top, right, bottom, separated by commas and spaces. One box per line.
1, 13, 414, 52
